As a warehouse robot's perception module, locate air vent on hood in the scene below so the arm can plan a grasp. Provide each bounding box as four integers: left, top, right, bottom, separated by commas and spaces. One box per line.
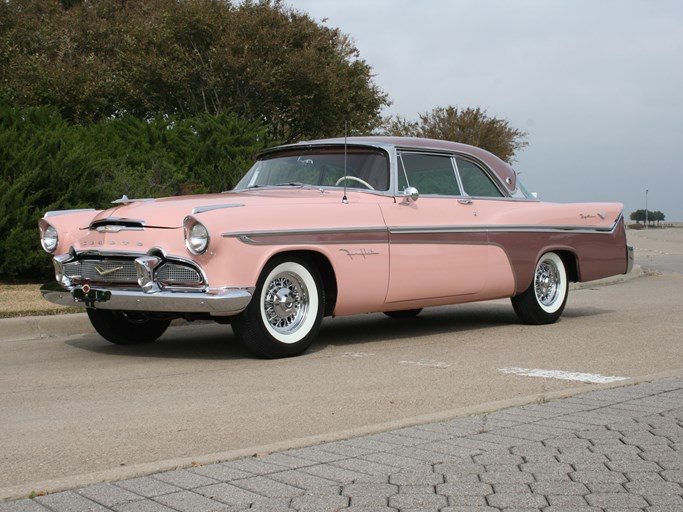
90, 218, 145, 232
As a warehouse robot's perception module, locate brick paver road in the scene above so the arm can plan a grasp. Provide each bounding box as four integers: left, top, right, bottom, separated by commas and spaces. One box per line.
3, 377, 682, 512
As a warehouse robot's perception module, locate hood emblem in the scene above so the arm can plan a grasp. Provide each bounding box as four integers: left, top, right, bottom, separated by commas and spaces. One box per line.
95, 265, 124, 276
96, 225, 124, 233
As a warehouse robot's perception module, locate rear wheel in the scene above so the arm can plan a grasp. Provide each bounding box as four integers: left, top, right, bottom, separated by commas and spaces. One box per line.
86, 309, 171, 345
232, 256, 324, 358
511, 252, 568, 325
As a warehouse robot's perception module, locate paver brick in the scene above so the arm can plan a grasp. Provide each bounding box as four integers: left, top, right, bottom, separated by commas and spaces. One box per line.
387, 492, 448, 509
288, 492, 349, 511
35, 491, 111, 511
485, 492, 548, 508
585, 491, 649, 508
150, 490, 229, 512
0, 500, 51, 512
388, 471, 443, 485
530, 481, 589, 495
195, 482, 268, 507
112, 500, 180, 512
114, 477, 182, 498
342, 483, 397, 497
153, 469, 219, 489
436, 482, 493, 496
267, 469, 338, 491
231, 476, 304, 499
624, 481, 683, 495
479, 470, 535, 484
78, 483, 142, 507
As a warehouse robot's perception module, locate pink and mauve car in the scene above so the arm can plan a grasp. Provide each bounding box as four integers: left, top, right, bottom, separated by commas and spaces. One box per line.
40, 136, 633, 358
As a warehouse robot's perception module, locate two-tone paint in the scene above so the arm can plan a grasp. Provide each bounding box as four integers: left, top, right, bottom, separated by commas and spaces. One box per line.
39, 136, 632, 347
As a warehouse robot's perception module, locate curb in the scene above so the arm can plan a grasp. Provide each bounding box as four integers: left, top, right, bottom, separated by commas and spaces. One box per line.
0, 265, 646, 343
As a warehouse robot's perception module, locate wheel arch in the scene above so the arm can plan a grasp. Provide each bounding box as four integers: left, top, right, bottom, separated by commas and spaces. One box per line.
262, 249, 338, 317
555, 250, 578, 283
513, 247, 579, 295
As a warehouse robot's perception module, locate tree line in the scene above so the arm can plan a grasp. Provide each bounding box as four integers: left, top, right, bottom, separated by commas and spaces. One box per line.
0, 0, 529, 279
629, 209, 666, 227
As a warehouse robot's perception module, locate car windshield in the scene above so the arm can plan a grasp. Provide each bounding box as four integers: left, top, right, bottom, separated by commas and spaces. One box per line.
233, 147, 390, 192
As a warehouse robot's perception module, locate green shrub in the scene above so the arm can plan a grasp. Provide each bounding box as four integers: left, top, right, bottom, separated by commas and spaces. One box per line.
0, 104, 270, 279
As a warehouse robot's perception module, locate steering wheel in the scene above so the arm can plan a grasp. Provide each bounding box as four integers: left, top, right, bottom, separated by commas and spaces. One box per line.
335, 176, 375, 190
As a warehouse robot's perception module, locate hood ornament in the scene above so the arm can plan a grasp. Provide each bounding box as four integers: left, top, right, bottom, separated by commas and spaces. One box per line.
112, 195, 153, 205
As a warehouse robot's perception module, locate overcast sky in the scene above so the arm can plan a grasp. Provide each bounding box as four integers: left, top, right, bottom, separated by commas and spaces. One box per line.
286, 0, 683, 221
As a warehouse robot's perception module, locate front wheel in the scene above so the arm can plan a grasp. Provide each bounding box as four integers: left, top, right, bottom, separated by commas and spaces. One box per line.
511, 252, 568, 325
232, 257, 324, 358
86, 309, 171, 345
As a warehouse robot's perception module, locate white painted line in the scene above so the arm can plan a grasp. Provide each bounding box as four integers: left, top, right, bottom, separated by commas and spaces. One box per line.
498, 367, 629, 384
399, 359, 451, 369
343, 352, 375, 359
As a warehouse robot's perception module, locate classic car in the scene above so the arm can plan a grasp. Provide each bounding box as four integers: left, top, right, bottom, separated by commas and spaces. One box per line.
40, 136, 633, 358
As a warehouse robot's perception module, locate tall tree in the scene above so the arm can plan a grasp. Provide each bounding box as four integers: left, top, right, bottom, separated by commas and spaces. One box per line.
0, 0, 389, 141
383, 106, 528, 163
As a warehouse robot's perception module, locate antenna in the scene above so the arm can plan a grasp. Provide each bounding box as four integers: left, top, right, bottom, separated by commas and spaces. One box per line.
342, 121, 348, 204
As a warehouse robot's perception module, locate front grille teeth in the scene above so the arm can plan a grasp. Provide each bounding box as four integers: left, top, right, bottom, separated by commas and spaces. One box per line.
63, 259, 204, 288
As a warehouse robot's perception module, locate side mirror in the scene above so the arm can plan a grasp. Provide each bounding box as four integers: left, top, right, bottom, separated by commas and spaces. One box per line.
401, 187, 419, 204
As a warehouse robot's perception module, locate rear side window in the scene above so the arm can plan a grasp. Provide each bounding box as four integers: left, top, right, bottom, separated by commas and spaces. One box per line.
456, 158, 504, 197
398, 153, 461, 196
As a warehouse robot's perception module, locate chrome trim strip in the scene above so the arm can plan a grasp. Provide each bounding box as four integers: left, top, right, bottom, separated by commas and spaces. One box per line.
222, 227, 388, 238
192, 204, 245, 214
223, 220, 619, 246
390, 221, 619, 236
44, 209, 96, 218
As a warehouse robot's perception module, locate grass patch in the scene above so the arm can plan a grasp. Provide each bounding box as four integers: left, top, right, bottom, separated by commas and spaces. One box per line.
0, 283, 81, 318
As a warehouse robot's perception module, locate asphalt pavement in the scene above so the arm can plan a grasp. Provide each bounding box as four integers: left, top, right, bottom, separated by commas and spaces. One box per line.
1, 228, 681, 511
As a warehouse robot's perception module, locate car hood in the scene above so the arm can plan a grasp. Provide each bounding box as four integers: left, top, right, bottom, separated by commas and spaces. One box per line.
88, 189, 347, 228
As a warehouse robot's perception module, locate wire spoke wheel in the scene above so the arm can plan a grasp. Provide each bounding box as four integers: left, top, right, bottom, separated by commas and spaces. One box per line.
233, 257, 324, 358
263, 272, 309, 335
535, 259, 561, 307
512, 251, 568, 324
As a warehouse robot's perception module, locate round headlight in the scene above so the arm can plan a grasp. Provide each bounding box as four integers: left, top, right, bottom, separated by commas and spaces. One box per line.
185, 220, 209, 255
41, 225, 59, 253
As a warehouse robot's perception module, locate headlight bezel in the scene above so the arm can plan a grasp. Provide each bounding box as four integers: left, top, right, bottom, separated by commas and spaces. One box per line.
40, 222, 59, 253
184, 216, 210, 255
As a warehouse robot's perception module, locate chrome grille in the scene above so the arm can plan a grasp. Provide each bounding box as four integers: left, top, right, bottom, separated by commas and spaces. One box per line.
64, 260, 137, 284
63, 258, 204, 288
156, 263, 202, 285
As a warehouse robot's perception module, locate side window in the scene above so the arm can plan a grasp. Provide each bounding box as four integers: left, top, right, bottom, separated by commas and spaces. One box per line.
456, 158, 504, 198
398, 153, 461, 196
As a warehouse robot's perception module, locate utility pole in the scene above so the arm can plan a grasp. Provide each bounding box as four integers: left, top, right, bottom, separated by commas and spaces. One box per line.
645, 189, 649, 229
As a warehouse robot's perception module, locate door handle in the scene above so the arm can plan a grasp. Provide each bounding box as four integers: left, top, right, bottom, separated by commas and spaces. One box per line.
458, 199, 473, 205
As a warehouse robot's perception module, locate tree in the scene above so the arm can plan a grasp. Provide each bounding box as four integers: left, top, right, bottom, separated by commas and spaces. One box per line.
630, 210, 646, 224
0, 0, 389, 141
382, 106, 528, 163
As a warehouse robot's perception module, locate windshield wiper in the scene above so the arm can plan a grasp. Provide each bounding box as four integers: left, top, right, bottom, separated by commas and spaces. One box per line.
274, 182, 326, 192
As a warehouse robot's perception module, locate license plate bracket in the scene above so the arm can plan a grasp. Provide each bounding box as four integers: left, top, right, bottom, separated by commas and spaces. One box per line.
73, 287, 111, 303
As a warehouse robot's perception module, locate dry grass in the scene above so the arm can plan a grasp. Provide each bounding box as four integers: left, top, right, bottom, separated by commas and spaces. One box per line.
0, 283, 80, 318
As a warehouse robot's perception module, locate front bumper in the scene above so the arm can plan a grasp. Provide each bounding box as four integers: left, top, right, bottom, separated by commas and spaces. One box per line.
41, 281, 253, 316
626, 244, 634, 274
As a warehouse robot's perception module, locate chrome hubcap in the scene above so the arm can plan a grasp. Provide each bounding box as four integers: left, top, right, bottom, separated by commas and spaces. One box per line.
263, 272, 309, 333
535, 260, 560, 306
